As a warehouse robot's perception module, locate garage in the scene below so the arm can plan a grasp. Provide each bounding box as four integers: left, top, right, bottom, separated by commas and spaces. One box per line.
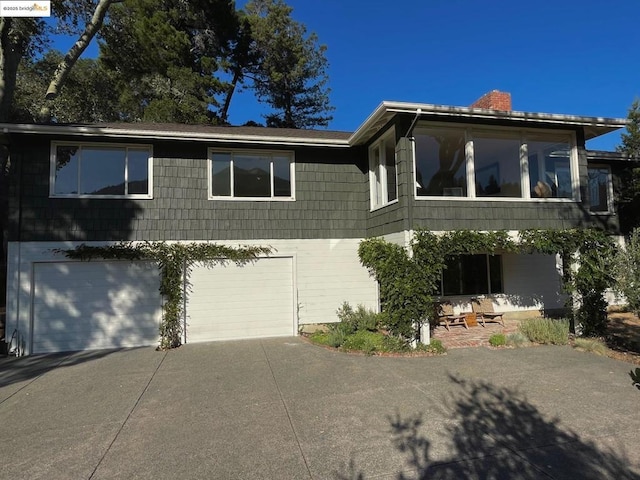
185, 256, 295, 343
31, 261, 162, 354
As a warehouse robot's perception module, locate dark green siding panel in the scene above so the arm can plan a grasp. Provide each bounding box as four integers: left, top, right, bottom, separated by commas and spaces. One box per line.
11, 136, 369, 242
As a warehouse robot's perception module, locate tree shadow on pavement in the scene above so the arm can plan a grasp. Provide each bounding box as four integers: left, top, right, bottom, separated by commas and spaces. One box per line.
337, 374, 639, 479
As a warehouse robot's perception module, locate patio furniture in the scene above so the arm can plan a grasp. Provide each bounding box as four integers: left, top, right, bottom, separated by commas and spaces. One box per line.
471, 298, 505, 327
437, 302, 469, 331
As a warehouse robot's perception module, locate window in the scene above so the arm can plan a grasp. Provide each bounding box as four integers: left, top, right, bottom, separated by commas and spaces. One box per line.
51, 143, 152, 198
413, 125, 577, 201
414, 129, 467, 196
474, 135, 522, 197
440, 254, 503, 296
209, 150, 293, 200
369, 129, 397, 209
528, 138, 573, 199
587, 165, 613, 213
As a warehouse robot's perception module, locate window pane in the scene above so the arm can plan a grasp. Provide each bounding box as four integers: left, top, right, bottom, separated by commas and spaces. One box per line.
371, 146, 382, 205
474, 136, 521, 197
442, 254, 502, 295
415, 130, 466, 196
211, 153, 231, 196
80, 147, 125, 195
384, 137, 397, 202
234, 154, 270, 197
489, 255, 503, 293
127, 148, 149, 195
528, 140, 572, 198
273, 156, 291, 197
55, 145, 80, 194
588, 167, 610, 212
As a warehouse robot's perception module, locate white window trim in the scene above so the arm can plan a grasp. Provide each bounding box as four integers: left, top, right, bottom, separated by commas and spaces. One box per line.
49, 142, 153, 199
412, 123, 580, 203
587, 164, 614, 215
369, 127, 398, 211
207, 148, 295, 201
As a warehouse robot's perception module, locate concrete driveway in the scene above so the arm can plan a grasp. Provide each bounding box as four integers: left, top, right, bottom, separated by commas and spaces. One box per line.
1, 338, 639, 480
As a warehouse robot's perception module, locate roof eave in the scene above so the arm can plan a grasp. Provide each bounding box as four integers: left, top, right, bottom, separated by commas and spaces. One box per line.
348, 101, 627, 145
0, 123, 351, 148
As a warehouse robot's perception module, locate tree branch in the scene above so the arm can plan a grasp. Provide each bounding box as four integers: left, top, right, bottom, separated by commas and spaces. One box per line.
41, 0, 121, 119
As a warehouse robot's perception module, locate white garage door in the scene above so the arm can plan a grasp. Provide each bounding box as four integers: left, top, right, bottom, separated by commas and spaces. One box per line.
186, 257, 295, 343
32, 261, 161, 354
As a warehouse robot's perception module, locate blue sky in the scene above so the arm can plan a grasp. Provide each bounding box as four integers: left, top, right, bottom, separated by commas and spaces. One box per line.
62, 0, 638, 151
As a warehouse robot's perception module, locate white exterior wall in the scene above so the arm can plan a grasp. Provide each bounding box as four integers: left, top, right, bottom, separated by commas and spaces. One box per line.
6, 239, 378, 354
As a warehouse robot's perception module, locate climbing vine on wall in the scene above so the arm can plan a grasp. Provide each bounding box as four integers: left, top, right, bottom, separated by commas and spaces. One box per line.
359, 228, 618, 340
54, 242, 273, 349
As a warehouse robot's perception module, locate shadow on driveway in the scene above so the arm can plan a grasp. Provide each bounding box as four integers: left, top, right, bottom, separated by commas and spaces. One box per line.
337, 374, 640, 479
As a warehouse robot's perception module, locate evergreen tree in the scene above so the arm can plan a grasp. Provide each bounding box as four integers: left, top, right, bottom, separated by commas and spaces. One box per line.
244, 0, 333, 129
618, 99, 640, 160
616, 99, 640, 232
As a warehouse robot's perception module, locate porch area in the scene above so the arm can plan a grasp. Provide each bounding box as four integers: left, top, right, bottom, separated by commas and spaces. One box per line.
432, 316, 521, 349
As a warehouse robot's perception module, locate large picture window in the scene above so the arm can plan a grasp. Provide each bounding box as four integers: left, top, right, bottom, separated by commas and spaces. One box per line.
51, 143, 152, 198
441, 254, 503, 296
414, 125, 577, 201
209, 150, 293, 200
414, 129, 466, 197
369, 129, 398, 209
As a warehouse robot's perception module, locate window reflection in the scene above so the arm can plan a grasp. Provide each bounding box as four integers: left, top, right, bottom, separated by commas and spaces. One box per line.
414, 130, 466, 197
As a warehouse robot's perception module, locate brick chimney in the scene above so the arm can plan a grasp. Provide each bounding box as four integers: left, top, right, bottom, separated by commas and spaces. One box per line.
470, 90, 512, 111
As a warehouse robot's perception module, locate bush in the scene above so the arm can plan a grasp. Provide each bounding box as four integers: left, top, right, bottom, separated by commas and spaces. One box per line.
341, 331, 386, 354
309, 330, 346, 348
574, 337, 609, 356
489, 333, 506, 347
506, 332, 529, 348
335, 302, 382, 334
615, 228, 640, 317
518, 318, 570, 345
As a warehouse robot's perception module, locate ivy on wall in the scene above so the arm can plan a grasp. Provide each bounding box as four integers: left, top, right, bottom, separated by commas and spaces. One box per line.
55, 242, 272, 349
359, 228, 617, 340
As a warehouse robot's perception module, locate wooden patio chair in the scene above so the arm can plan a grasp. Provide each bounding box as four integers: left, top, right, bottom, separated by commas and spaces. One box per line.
437, 301, 468, 331
471, 298, 505, 327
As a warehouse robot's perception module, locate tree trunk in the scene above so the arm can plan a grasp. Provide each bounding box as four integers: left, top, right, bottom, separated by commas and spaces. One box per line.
40, 0, 121, 120
219, 70, 241, 125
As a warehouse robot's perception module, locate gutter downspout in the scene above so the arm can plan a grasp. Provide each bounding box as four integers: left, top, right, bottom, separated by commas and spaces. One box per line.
404, 109, 421, 249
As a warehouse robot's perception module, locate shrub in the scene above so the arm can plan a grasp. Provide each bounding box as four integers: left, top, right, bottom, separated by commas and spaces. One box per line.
341, 331, 386, 354
574, 337, 609, 356
615, 228, 640, 317
335, 302, 382, 334
309, 330, 346, 348
489, 333, 506, 347
506, 332, 529, 348
518, 318, 570, 345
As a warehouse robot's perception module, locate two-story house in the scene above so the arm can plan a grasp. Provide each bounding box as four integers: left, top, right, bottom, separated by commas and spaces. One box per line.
3, 91, 629, 355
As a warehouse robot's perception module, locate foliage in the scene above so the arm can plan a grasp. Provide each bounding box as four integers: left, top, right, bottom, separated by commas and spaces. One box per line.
99, 0, 237, 124
55, 241, 272, 350
335, 302, 381, 333
618, 99, 640, 160
243, 0, 333, 128
615, 228, 640, 316
518, 318, 570, 345
13, 50, 119, 122
414, 338, 446, 355
506, 332, 529, 348
358, 238, 432, 340
489, 333, 506, 347
341, 330, 387, 355
573, 337, 609, 356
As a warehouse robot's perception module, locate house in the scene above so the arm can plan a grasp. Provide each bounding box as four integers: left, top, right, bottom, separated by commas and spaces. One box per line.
2, 91, 630, 355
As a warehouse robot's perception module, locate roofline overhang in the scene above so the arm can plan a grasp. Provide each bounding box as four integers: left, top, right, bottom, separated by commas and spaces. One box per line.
348, 101, 628, 146
0, 123, 351, 148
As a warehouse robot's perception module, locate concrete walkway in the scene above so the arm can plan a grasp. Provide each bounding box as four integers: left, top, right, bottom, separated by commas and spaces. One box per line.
1, 339, 639, 479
